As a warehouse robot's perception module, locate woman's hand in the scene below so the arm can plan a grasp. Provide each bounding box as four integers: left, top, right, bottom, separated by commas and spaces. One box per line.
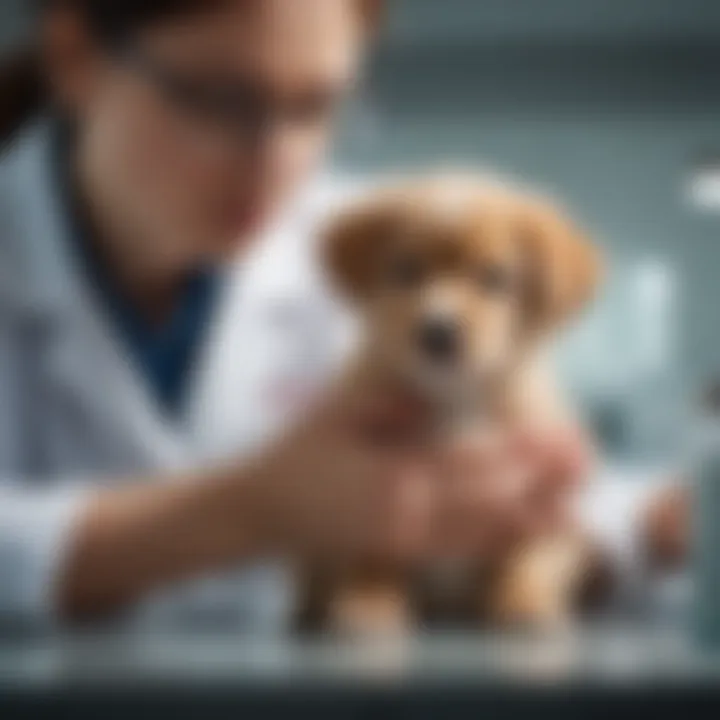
433, 424, 593, 558
57, 390, 593, 621
243, 389, 438, 562
642, 483, 689, 571
247, 397, 596, 564
245, 388, 594, 565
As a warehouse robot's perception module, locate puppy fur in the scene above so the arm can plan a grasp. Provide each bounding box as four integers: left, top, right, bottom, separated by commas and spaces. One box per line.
299, 174, 603, 635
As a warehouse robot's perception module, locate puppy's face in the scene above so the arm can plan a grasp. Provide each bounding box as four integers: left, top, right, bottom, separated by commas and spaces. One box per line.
324, 180, 601, 399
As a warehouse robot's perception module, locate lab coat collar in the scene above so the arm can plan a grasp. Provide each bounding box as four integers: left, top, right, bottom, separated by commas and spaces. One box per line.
1, 120, 203, 470
0, 119, 84, 322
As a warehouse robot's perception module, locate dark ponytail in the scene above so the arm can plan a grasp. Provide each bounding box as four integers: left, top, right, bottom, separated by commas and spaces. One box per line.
0, 0, 225, 147
0, 43, 45, 146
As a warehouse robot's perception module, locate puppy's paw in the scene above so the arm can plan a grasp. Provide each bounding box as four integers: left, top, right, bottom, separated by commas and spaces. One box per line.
327, 588, 413, 638
485, 583, 572, 633
484, 541, 583, 633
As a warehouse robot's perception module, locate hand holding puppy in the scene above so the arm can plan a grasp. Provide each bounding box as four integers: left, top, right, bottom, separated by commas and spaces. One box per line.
245, 387, 437, 563
246, 386, 591, 567
434, 424, 592, 557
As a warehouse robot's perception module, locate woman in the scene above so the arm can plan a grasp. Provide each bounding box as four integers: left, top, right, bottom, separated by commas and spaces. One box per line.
0, 0, 597, 629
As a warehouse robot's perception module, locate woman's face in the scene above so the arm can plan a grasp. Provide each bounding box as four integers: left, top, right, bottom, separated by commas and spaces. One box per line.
65, 0, 366, 269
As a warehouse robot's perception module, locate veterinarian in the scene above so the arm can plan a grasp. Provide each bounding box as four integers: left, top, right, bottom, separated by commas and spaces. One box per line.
0, 0, 681, 631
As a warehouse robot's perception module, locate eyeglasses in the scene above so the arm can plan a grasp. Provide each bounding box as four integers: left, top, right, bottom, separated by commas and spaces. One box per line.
111, 43, 344, 146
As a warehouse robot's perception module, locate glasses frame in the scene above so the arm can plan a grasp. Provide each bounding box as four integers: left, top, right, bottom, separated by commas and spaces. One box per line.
110, 42, 285, 145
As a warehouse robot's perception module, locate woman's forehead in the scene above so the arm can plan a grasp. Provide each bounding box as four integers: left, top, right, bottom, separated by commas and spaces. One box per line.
141, 0, 363, 91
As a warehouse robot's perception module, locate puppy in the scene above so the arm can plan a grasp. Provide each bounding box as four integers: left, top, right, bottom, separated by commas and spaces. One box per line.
299, 174, 603, 635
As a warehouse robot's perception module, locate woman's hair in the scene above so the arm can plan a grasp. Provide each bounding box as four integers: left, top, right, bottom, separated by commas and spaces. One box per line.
0, 0, 384, 145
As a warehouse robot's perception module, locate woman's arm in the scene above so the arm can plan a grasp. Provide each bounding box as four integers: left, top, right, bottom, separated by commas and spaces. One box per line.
10, 393, 601, 625
43, 389, 440, 622
56, 465, 263, 621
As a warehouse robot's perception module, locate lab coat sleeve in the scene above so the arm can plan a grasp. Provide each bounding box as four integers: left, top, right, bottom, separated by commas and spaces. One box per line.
0, 316, 92, 625
0, 484, 90, 625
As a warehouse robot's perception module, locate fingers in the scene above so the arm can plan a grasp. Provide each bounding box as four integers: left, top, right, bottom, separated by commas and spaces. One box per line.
498, 425, 590, 525
643, 484, 689, 569
432, 434, 536, 555
514, 423, 594, 488
310, 382, 595, 565
432, 423, 594, 556
348, 456, 436, 562
380, 462, 436, 560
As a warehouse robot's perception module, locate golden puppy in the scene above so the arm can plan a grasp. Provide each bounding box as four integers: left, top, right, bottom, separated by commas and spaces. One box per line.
299, 174, 603, 634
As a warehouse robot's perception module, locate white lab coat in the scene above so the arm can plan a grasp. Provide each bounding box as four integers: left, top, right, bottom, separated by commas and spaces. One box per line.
0, 121, 359, 631
0, 121, 668, 631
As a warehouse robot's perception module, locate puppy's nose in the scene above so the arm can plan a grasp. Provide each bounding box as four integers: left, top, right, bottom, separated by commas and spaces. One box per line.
418, 318, 460, 362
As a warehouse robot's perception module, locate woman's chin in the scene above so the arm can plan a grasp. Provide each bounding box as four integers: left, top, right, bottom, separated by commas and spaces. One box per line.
204, 215, 269, 260
206, 234, 256, 263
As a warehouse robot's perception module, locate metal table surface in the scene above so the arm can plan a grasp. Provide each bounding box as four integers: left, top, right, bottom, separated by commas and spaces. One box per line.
1, 625, 720, 718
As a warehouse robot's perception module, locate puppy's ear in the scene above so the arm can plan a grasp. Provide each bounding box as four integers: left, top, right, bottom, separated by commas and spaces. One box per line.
519, 200, 603, 332
322, 196, 400, 301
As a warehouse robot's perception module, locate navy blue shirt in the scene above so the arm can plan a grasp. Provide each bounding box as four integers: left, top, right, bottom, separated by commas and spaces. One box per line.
53, 124, 220, 417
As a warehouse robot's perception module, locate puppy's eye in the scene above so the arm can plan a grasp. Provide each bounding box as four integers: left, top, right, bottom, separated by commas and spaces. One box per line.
477, 265, 513, 294
387, 255, 424, 288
